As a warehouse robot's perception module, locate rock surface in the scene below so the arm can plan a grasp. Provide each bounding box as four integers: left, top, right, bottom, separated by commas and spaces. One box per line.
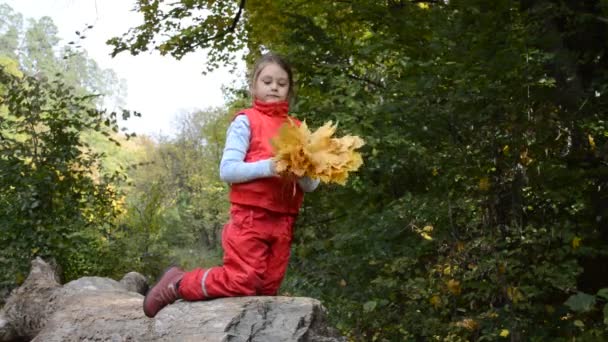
0, 258, 344, 342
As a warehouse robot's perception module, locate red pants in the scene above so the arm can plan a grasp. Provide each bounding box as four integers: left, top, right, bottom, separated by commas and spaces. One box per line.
178, 204, 296, 300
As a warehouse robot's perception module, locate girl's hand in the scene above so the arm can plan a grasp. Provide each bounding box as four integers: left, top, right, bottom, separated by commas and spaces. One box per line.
269, 159, 279, 176
269, 159, 299, 181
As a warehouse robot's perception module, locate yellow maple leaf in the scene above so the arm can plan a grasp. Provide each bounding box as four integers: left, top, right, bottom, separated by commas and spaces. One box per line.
273, 119, 310, 176
271, 120, 365, 184
456, 318, 479, 331
447, 279, 461, 296
479, 177, 490, 191
443, 265, 452, 276
506, 286, 524, 303
520, 148, 533, 166
420, 232, 433, 240
429, 295, 442, 308
572, 236, 582, 249
412, 224, 434, 240
499, 329, 510, 337
588, 134, 596, 150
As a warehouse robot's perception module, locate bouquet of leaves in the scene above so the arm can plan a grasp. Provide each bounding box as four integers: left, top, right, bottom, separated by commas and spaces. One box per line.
271, 119, 365, 185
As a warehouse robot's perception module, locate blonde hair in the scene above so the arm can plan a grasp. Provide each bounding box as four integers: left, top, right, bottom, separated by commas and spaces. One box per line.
250, 52, 295, 100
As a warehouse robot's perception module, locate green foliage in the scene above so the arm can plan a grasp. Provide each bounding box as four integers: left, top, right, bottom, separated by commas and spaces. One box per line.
42, 0, 608, 340
107, 0, 247, 73
111, 107, 233, 281
172, 108, 231, 250
0, 57, 127, 289
0, 5, 152, 297
565, 292, 597, 313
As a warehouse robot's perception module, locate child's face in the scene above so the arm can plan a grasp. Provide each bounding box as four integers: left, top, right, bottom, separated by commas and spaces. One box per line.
252, 63, 290, 103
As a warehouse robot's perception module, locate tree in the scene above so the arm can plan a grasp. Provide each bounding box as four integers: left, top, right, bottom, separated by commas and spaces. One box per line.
107, 0, 247, 73
112, 106, 235, 277
0, 4, 23, 60
172, 108, 231, 250
0, 56, 130, 293
21, 16, 61, 77
0, 5, 142, 303
111, 1, 608, 339
0, 4, 126, 109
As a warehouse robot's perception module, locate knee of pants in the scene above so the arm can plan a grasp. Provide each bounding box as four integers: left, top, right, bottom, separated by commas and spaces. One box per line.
229, 270, 262, 296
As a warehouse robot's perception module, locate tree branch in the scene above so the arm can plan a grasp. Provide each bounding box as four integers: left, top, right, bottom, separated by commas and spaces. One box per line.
229, 0, 246, 33
194, 0, 246, 47
347, 73, 385, 88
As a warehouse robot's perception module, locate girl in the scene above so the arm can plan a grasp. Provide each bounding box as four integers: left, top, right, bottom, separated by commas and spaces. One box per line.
143, 52, 319, 318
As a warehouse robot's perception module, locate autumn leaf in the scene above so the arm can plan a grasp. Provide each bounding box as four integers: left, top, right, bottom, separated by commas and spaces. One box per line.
572, 236, 582, 249
506, 286, 524, 303
588, 134, 596, 150
420, 232, 433, 240
447, 279, 461, 296
456, 318, 479, 331
479, 177, 490, 191
271, 120, 365, 184
412, 224, 434, 240
520, 148, 533, 165
443, 265, 452, 276
429, 295, 442, 308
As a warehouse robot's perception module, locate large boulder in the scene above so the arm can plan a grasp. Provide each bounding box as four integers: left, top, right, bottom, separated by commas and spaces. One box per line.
0, 258, 344, 341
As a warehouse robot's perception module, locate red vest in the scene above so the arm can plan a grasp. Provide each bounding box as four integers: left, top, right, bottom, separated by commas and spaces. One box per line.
229, 100, 304, 214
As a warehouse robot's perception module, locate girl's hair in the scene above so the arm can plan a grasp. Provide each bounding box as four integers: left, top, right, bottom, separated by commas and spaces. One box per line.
250, 52, 295, 100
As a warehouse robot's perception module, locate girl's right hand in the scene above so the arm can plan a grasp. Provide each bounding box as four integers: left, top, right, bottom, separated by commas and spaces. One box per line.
268, 158, 279, 176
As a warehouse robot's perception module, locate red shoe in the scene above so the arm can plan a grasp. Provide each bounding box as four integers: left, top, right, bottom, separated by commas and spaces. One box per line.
143, 266, 185, 317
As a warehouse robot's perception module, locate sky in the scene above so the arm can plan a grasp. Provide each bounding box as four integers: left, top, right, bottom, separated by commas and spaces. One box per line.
2, 0, 245, 137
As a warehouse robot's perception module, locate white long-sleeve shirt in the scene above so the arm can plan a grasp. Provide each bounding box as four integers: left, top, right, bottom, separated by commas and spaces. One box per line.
219, 115, 320, 192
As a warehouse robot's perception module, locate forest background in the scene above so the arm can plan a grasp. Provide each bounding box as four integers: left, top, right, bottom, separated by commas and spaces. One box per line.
1, 0, 608, 341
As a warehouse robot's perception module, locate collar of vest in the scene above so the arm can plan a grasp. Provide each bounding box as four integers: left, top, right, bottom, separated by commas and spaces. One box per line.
253, 99, 289, 117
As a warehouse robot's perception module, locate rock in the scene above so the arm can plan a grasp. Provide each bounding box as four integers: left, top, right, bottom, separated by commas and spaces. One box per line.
0, 258, 344, 342
0, 257, 62, 340
120, 271, 148, 295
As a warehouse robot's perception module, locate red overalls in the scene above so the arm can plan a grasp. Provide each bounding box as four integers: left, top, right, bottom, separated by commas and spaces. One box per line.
178, 100, 304, 300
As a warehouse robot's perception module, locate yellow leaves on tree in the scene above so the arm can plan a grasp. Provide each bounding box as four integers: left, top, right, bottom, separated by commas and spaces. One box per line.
506, 286, 524, 303
572, 236, 582, 249
446, 279, 462, 296
588, 134, 596, 150
429, 295, 442, 308
271, 120, 365, 185
455, 318, 479, 331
